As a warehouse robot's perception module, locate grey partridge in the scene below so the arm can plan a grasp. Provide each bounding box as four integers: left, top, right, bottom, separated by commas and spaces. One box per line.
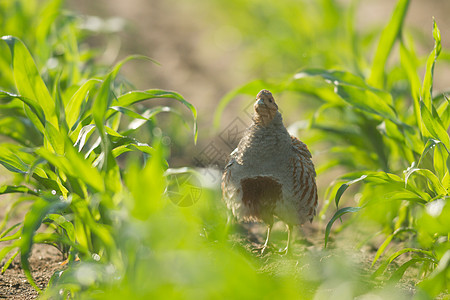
222, 89, 318, 254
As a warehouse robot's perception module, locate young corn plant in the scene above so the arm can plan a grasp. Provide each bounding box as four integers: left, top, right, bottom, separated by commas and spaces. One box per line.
0, 34, 197, 293
216, 0, 449, 296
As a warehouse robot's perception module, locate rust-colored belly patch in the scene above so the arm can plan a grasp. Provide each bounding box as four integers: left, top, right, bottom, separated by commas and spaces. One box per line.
240, 176, 282, 224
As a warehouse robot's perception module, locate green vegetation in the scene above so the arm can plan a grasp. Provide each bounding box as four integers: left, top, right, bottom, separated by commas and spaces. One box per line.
0, 0, 448, 299
218, 0, 450, 298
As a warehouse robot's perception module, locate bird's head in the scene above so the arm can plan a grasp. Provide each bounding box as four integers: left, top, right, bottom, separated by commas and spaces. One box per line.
253, 89, 278, 126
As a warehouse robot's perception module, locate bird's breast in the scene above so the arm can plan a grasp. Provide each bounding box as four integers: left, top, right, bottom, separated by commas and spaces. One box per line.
234, 129, 293, 178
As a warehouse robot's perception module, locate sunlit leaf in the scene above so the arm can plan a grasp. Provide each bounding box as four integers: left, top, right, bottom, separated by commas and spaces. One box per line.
0, 223, 22, 241
404, 167, 447, 196
74, 124, 96, 152
44, 121, 64, 155
400, 41, 421, 127
1, 36, 58, 128
114, 89, 198, 142
1, 249, 19, 274
112, 143, 155, 158
36, 141, 105, 192
294, 69, 400, 124
421, 19, 441, 109
368, 0, 410, 89
0, 144, 29, 173
420, 101, 450, 152
66, 79, 101, 130
44, 214, 76, 243
0, 185, 38, 195
0, 242, 20, 274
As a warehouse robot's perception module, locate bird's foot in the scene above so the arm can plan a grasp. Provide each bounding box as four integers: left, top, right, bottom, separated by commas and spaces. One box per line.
252, 244, 270, 255
277, 246, 290, 256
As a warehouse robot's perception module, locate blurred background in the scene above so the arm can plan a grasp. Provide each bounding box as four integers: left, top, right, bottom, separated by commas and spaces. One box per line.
66, 0, 450, 167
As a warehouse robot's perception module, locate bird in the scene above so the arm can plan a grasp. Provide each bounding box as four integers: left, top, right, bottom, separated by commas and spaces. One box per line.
221, 89, 317, 254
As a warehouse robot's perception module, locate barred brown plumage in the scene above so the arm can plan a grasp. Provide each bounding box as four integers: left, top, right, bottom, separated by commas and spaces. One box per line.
222, 89, 317, 254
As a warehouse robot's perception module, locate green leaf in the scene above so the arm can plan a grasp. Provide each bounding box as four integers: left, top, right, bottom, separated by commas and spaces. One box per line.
0, 144, 29, 173
325, 206, 361, 248
418, 250, 450, 298
1, 249, 19, 274
367, 0, 410, 89
114, 89, 198, 142
294, 69, 400, 124
112, 143, 156, 159
92, 75, 113, 172
44, 121, 64, 155
105, 126, 123, 138
373, 248, 436, 278
0, 242, 20, 274
32, 233, 82, 252
52, 74, 67, 132
404, 167, 447, 196
421, 19, 441, 109
66, 79, 101, 130
418, 139, 442, 167
92, 56, 146, 174
70, 195, 115, 253
433, 141, 448, 180
36, 140, 105, 192
0, 116, 42, 146
420, 101, 450, 152
123, 106, 187, 136
0, 185, 38, 195
0, 223, 22, 241
125, 142, 166, 220
437, 95, 450, 131
399, 41, 421, 127
43, 214, 75, 243
383, 190, 428, 204
389, 257, 435, 283
1, 36, 58, 129
20, 195, 70, 291
110, 106, 147, 120
0, 90, 45, 126
371, 227, 416, 267
335, 175, 367, 208
74, 124, 96, 151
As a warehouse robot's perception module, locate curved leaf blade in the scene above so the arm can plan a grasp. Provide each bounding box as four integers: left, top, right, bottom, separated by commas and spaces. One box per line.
421, 19, 441, 109
114, 89, 198, 142
325, 206, 361, 248
1, 36, 57, 128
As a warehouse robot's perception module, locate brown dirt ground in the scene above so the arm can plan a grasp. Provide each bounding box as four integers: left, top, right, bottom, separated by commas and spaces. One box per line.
0, 245, 63, 299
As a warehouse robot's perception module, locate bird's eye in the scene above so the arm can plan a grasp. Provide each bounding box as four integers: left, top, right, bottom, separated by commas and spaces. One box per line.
269, 99, 273, 103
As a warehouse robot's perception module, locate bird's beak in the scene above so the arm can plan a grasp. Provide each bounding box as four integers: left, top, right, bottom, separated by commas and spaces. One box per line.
256, 98, 264, 105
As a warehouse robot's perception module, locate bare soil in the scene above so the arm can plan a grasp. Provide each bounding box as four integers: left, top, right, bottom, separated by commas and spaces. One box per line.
0, 245, 63, 299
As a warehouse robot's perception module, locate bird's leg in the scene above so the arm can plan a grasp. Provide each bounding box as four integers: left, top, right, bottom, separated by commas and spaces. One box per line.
279, 224, 293, 255
261, 224, 272, 254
